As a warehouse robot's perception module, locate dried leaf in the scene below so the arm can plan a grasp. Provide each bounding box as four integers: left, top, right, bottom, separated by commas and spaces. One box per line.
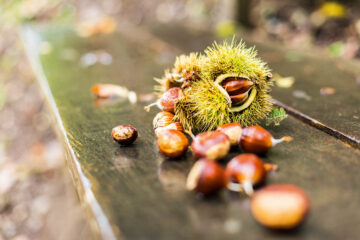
274, 73, 295, 88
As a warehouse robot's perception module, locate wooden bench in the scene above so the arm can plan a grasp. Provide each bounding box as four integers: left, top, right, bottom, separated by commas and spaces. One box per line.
22, 23, 360, 239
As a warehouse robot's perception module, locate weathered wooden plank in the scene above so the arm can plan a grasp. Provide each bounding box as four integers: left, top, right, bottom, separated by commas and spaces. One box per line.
23, 25, 360, 240
147, 24, 360, 148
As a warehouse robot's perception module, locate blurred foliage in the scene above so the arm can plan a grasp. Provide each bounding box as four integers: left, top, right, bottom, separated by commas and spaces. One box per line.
319, 2, 346, 18
328, 41, 345, 57
215, 21, 236, 37
0, 0, 75, 27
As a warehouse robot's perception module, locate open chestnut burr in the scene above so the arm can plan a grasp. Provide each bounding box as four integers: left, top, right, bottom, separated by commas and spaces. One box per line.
225, 153, 277, 196
251, 184, 310, 229
240, 126, 292, 154
186, 159, 226, 196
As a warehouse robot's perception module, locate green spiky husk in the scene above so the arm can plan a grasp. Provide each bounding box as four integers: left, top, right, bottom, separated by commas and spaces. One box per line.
154, 39, 273, 133
154, 53, 203, 94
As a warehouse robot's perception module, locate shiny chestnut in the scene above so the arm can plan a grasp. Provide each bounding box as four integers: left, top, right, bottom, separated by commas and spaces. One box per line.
191, 131, 231, 161
153, 111, 175, 129
186, 159, 226, 195
159, 87, 181, 113
217, 123, 242, 146
112, 125, 138, 145
155, 122, 184, 137
225, 153, 267, 186
251, 184, 310, 229
157, 129, 188, 158
240, 126, 292, 154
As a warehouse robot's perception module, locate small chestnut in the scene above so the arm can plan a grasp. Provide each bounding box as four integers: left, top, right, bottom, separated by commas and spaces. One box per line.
145, 88, 181, 113
153, 111, 175, 129
112, 125, 138, 145
217, 123, 242, 146
155, 122, 184, 137
159, 87, 181, 113
240, 126, 292, 154
92, 84, 128, 98
191, 131, 231, 161
225, 153, 266, 195
186, 159, 226, 195
157, 129, 188, 158
251, 184, 310, 229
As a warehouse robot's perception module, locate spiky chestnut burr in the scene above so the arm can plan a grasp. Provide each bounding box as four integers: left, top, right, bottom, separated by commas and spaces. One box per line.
186, 159, 226, 195
251, 184, 310, 229
173, 40, 273, 132
240, 126, 292, 154
154, 53, 203, 93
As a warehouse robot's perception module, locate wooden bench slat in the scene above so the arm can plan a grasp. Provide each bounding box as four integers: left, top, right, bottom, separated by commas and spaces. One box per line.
23, 25, 360, 240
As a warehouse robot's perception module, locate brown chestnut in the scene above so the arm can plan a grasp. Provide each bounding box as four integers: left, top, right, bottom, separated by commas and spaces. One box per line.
191, 131, 231, 161
186, 159, 226, 195
155, 122, 184, 137
145, 87, 181, 113
159, 87, 181, 113
225, 153, 266, 195
112, 125, 138, 145
157, 129, 188, 158
240, 126, 292, 154
217, 123, 242, 146
251, 184, 310, 229
153, 111, 175, 129
92, 84, 128, 98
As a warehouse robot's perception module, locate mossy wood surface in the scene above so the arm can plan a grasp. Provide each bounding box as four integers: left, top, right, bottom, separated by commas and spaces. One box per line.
23, 25, 360, 240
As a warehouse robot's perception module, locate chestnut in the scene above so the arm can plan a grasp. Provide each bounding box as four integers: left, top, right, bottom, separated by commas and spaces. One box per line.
112, 125, 138, 145
225, 153, 266, 195
217, 123, 242, 146
155, 122, 184, 137
157, 129, 188, 158
251, 184, 310, 229
186, 159, 226, 195
191, 131, 231, 161
240, 126, 292, 154
153, 111, 175, 129
92, 84, 128, 98
159, 87, 181, 113
145, 88, 181, 113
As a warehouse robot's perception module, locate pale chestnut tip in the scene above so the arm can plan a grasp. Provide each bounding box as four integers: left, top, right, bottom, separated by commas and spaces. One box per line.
217, 123, 242, 146
186, 159, 226, 195
191, 131, 231, 161
251, 184, 310, 229
225, 153, 267, 196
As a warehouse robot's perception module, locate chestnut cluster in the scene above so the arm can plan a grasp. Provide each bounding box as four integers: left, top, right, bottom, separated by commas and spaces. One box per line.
111, 87, 308, 230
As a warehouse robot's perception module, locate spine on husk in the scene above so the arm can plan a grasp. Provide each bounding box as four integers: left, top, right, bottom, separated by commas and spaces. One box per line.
154, 40, 273, 133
